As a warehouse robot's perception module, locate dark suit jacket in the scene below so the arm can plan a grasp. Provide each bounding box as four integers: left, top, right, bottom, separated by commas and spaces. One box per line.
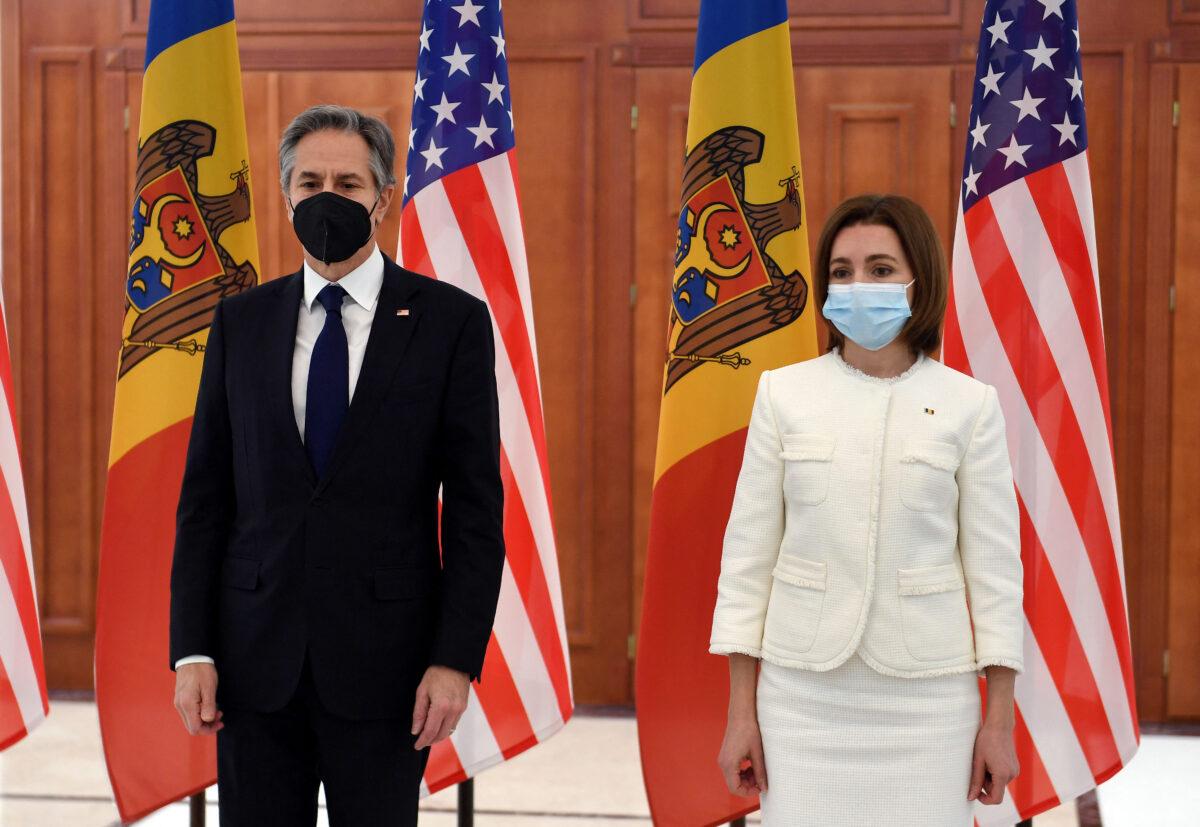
169, 255, 505, 720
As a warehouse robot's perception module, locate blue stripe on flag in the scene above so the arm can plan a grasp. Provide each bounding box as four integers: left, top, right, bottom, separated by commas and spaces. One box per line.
693, 0, 789, 73
144, 0, 236, 69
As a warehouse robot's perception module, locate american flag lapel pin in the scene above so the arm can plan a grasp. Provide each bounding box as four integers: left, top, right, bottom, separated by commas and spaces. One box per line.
396, 308, 410, 317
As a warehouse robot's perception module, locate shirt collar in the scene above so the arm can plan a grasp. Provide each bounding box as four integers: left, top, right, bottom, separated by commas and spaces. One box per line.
302, 244, 384, 313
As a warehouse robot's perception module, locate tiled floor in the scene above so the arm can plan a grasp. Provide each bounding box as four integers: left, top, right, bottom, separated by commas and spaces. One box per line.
0, 699, 1183, 825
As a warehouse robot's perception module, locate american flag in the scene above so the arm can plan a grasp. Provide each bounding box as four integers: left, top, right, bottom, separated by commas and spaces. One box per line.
397, 0, 574, 794
943, 1, 1139, 822
0, 188, 48, 750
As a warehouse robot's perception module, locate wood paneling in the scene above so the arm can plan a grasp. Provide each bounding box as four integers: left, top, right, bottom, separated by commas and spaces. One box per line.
1135, 62, 1176, 724
25, 46, 97, 689
1172, 0, 1200, 24
1167, 64, 1200, 718
796, 67, 953, 245
2, 0, 1197, 714
125, 0, 422, 34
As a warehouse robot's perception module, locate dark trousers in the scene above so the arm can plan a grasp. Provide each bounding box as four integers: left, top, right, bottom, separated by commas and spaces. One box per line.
216, 656, 429, 826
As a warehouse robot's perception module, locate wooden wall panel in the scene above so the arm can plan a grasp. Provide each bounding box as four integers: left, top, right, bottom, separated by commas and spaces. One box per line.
126, 0, 421, 33
1172, 0, 1200, 23
1167, 63, 1200, 719
24, 47, 97, 688
796, 67, 954, 245
1135, 62, 1176, 723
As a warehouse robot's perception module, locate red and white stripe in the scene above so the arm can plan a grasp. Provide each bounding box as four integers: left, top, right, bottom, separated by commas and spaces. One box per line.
400, 149, 574, 795
0, 258, 49, 751
945, 151, 1139, 824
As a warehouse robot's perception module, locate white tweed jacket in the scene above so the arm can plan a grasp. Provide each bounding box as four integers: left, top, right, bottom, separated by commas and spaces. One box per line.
710, 351, 1024, 678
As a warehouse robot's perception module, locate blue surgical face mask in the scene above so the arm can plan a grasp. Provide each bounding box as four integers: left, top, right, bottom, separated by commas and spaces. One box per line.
822, 280, 915, 351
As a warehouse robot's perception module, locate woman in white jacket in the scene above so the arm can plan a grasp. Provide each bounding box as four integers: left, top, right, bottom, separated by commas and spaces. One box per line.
711, 194, 1023, 826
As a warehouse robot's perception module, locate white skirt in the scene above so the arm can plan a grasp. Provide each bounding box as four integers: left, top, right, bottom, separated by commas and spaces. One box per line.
757, 653, 980, 826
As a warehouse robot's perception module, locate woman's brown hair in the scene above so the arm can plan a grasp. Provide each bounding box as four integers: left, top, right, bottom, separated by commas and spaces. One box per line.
812, 194, 948, 356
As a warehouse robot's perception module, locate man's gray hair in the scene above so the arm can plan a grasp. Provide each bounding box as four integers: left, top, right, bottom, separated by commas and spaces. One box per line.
278, 104, 397, 193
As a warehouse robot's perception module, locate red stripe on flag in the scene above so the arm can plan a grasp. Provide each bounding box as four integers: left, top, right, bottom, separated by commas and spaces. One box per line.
439, 164, 553, 496
476, 632, 538, 759
964, 199, 1136, 724
0, 466, 46, 696
0, 307, 22, 441
95, 418, 215, 822
1023, 165, 1112, 429
943, 275, 968, 370
424, 736, 468, 794
1017, 494, 1122, 779
499, 447, 573, 719
637, 428, 759, 826
0, 656, 28, 751
400, 204, 434, 277
1008, 703, 1061, 816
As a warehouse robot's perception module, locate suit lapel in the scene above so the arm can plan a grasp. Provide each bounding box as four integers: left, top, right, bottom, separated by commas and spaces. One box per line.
315, 259, 424, 494
263, 271, 317, 488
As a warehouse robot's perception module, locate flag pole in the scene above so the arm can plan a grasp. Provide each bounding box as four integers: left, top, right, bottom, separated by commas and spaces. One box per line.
457, 778, 474, 826
189, 791, 205, 826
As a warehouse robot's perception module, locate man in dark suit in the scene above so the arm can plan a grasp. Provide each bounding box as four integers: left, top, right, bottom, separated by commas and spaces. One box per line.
169, 104, 505, 826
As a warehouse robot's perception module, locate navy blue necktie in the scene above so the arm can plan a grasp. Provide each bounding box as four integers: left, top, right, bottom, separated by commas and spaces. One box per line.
305, 284, 349, 478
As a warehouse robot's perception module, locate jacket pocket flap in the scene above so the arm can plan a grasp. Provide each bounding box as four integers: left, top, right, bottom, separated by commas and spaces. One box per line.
374, 568, 421, 601
779, 433, 836, 462
222, 557, 260, 591
772, 556, 828, 591
900, 439, 960, 472
898, 563, 964, 595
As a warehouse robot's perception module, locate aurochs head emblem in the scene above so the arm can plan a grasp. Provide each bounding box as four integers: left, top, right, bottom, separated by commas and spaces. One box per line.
665, 126, 808, 394
120, 120, 258, 377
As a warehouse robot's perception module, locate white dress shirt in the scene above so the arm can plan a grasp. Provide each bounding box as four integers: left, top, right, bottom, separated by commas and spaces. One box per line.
175, 246, 386, 670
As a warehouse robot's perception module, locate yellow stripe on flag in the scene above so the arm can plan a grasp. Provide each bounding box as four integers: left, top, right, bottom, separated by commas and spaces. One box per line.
653, 21, 818, 483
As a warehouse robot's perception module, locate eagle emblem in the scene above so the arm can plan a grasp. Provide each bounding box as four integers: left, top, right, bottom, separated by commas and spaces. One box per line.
665, 126, 808, 394
120, 120, 257, 377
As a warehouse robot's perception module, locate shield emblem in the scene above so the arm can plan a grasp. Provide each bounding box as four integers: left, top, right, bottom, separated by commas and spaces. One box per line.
127, 166, 224, 312
672, 174, 772, 325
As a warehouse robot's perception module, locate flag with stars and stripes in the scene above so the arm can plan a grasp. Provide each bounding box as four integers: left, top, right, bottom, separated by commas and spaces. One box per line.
944, 1, 1138, 822
0, 125, 48, 752
397, 0, 574, 796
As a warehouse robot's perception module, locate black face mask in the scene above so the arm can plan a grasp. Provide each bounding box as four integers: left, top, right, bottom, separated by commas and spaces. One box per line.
290, 191, 378, 265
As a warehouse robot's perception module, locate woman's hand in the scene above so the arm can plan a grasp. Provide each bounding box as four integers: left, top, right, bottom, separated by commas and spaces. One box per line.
718, 653, 767, 796
970, 665, 1020, 804
718, 710, 768, 796
968, 719, 1019, 803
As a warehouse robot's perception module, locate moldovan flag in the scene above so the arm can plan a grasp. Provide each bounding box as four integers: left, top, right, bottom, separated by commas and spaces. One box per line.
398, 0, 574, 794
0, 133, 48, 750
94, 0, 259, 819
943, 1, 1138, 823
635, 1, 818, 823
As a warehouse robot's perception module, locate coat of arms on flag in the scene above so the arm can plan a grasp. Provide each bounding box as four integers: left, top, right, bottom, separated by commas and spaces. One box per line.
667, 126, 807, 392
121, 120, 256, 377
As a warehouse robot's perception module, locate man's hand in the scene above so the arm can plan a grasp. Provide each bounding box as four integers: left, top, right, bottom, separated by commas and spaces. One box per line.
411, 665, 469, 750
174, 662, 223, 735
